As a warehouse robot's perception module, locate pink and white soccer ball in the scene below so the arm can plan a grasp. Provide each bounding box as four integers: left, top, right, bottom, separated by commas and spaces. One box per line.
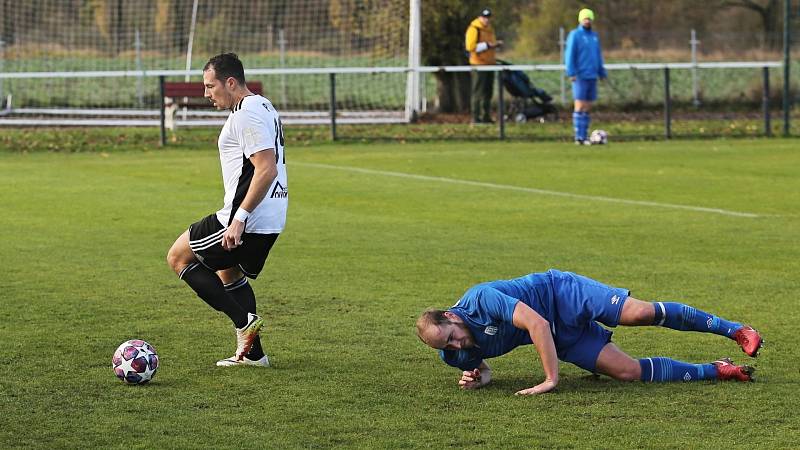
112, 339, 159, 384
589, 129, 608, 145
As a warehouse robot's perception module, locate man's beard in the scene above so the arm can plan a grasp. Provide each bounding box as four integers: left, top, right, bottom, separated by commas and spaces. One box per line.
457, 322, 477, 348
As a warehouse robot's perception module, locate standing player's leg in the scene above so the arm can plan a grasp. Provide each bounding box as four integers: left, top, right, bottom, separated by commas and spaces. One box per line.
572, 83, 591, 144
571, 83, 583, 143
574, 79, 595, 143
471, 71, 483, 123
582, 79, 596, 140
167, 215, 265, 362
167, 230, 249, 328
594, 342, 754, 383
482, 71, 495, 123
216, 267, 269, 367
215, 232, 278, 366
618, 297, 763, 357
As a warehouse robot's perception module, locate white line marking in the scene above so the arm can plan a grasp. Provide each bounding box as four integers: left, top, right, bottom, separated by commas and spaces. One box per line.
294, 162, 761, 218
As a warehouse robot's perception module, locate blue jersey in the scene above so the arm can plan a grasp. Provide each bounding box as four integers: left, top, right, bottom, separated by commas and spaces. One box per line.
564, 26, 607, 80
440, 270, 629, 371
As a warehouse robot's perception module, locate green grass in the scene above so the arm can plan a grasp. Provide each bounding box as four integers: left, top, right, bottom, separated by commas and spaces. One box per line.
1, 113, 798, 156
0, 131, 798, 448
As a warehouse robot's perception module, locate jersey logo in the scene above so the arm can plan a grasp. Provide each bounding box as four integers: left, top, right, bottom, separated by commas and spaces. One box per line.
270, 181, 288, 199
243, 127, 260, 148
611, 295, 620, 305
484, 326, 498, 336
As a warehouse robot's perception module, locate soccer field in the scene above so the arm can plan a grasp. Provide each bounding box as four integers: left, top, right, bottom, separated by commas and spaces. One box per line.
1, 136, 798, 448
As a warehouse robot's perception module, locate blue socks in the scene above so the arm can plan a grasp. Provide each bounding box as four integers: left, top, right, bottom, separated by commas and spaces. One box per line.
582, 112, 591, 140
635, 302, 744, 382
639, 357, 717, 382
572, 112, 581, 140
572, 111, 591, 141
653, 302, 742, 338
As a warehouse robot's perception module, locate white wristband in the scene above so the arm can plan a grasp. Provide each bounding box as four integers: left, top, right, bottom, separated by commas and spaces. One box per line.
233, 208, 250, 223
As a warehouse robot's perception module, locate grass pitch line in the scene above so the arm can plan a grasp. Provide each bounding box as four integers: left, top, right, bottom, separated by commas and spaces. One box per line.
296, 162, 760, 218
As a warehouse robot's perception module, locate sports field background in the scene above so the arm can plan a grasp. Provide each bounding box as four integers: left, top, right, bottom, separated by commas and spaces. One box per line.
0, 130, 798, 448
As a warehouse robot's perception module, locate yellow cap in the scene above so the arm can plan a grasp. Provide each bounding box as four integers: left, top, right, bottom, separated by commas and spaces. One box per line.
578, 8, 594, 23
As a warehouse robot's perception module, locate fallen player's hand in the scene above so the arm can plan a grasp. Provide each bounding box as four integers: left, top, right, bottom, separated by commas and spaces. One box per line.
515, 378, 557, 396
458, 368, 489, 389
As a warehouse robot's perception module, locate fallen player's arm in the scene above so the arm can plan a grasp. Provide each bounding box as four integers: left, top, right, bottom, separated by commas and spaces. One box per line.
511, 302, 559, 395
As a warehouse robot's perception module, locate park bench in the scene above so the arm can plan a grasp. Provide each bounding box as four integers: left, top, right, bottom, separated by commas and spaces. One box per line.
160, 80, 263, 130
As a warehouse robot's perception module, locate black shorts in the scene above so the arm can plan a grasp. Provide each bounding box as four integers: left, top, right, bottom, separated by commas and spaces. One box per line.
188, 214, 279, 279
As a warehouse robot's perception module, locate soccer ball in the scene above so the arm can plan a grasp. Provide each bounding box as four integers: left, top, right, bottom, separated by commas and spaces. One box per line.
112, 339, 159, 385
589, 129, 608, 145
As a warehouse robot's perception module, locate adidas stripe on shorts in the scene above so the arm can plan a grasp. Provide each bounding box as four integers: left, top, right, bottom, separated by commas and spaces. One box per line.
188, 213, 278, 278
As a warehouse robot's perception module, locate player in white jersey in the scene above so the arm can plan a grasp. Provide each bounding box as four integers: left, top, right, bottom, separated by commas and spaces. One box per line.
167, 53, 287, 367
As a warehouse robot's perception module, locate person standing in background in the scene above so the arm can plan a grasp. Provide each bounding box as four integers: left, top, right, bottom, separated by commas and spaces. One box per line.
565, 8, 607, 145
465, 8, 504, 124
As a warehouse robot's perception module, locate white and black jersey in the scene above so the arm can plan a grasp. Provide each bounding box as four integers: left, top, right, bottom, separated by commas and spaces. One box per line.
215, 94, 287, 234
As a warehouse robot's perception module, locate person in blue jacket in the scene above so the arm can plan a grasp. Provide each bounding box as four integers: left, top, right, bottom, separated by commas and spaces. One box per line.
416, 269, 763, 395
565, 9, 607, 145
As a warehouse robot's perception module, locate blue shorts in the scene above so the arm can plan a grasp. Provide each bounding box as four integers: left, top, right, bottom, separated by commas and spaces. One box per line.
547, 270, 630, 372
572, 78, 598, 101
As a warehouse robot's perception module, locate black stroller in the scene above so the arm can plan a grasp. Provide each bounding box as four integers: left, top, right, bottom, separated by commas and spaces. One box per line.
498, 60, 558, 123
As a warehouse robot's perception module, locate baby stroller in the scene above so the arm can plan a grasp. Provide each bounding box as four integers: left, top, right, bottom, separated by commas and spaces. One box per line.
498, 60, 558, 123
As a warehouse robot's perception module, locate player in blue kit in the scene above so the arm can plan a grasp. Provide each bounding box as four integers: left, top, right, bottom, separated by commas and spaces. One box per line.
565, 8, 607, 145
416, 269, 762, 395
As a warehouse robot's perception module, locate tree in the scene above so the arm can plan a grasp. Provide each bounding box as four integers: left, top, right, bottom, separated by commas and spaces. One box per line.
329, 0, 407, 55
421, 0, 517, 113
512, 0, 581, 58
720, 0, 782, 48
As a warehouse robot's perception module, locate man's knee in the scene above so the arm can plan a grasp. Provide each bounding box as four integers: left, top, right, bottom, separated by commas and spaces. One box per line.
166, 246, 184, 273
167, 233, 195, 274
166, 247, 179, 271
620, 298, 655, 326
609, 364, 641, 382
595, 343, 641, 381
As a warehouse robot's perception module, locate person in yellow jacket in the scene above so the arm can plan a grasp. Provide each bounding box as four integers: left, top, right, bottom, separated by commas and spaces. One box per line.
465, 8, 504, 123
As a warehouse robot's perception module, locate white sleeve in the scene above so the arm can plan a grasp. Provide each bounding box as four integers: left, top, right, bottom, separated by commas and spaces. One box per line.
475, 42, 489, 53
233, 107, 277, 158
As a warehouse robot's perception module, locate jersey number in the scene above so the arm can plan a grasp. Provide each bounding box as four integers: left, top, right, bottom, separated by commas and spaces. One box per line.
273, 118, 285, 164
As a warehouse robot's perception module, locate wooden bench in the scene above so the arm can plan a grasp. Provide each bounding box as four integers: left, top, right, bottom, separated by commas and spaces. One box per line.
160, 80, 263, 130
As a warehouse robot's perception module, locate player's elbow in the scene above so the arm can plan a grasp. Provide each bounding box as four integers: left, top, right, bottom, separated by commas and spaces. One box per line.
256, 162, 278, 183
529, 314, 550, 334
266, 166, 278, 184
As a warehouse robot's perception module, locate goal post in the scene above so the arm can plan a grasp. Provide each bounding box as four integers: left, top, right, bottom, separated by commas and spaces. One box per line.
405, 0, 422, 121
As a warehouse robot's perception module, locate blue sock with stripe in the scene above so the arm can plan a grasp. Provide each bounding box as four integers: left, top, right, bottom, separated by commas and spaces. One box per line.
639, 357, 717, 382
573, 111, 582, 140
581, 112, 591, 140
652, 302, 742, 338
